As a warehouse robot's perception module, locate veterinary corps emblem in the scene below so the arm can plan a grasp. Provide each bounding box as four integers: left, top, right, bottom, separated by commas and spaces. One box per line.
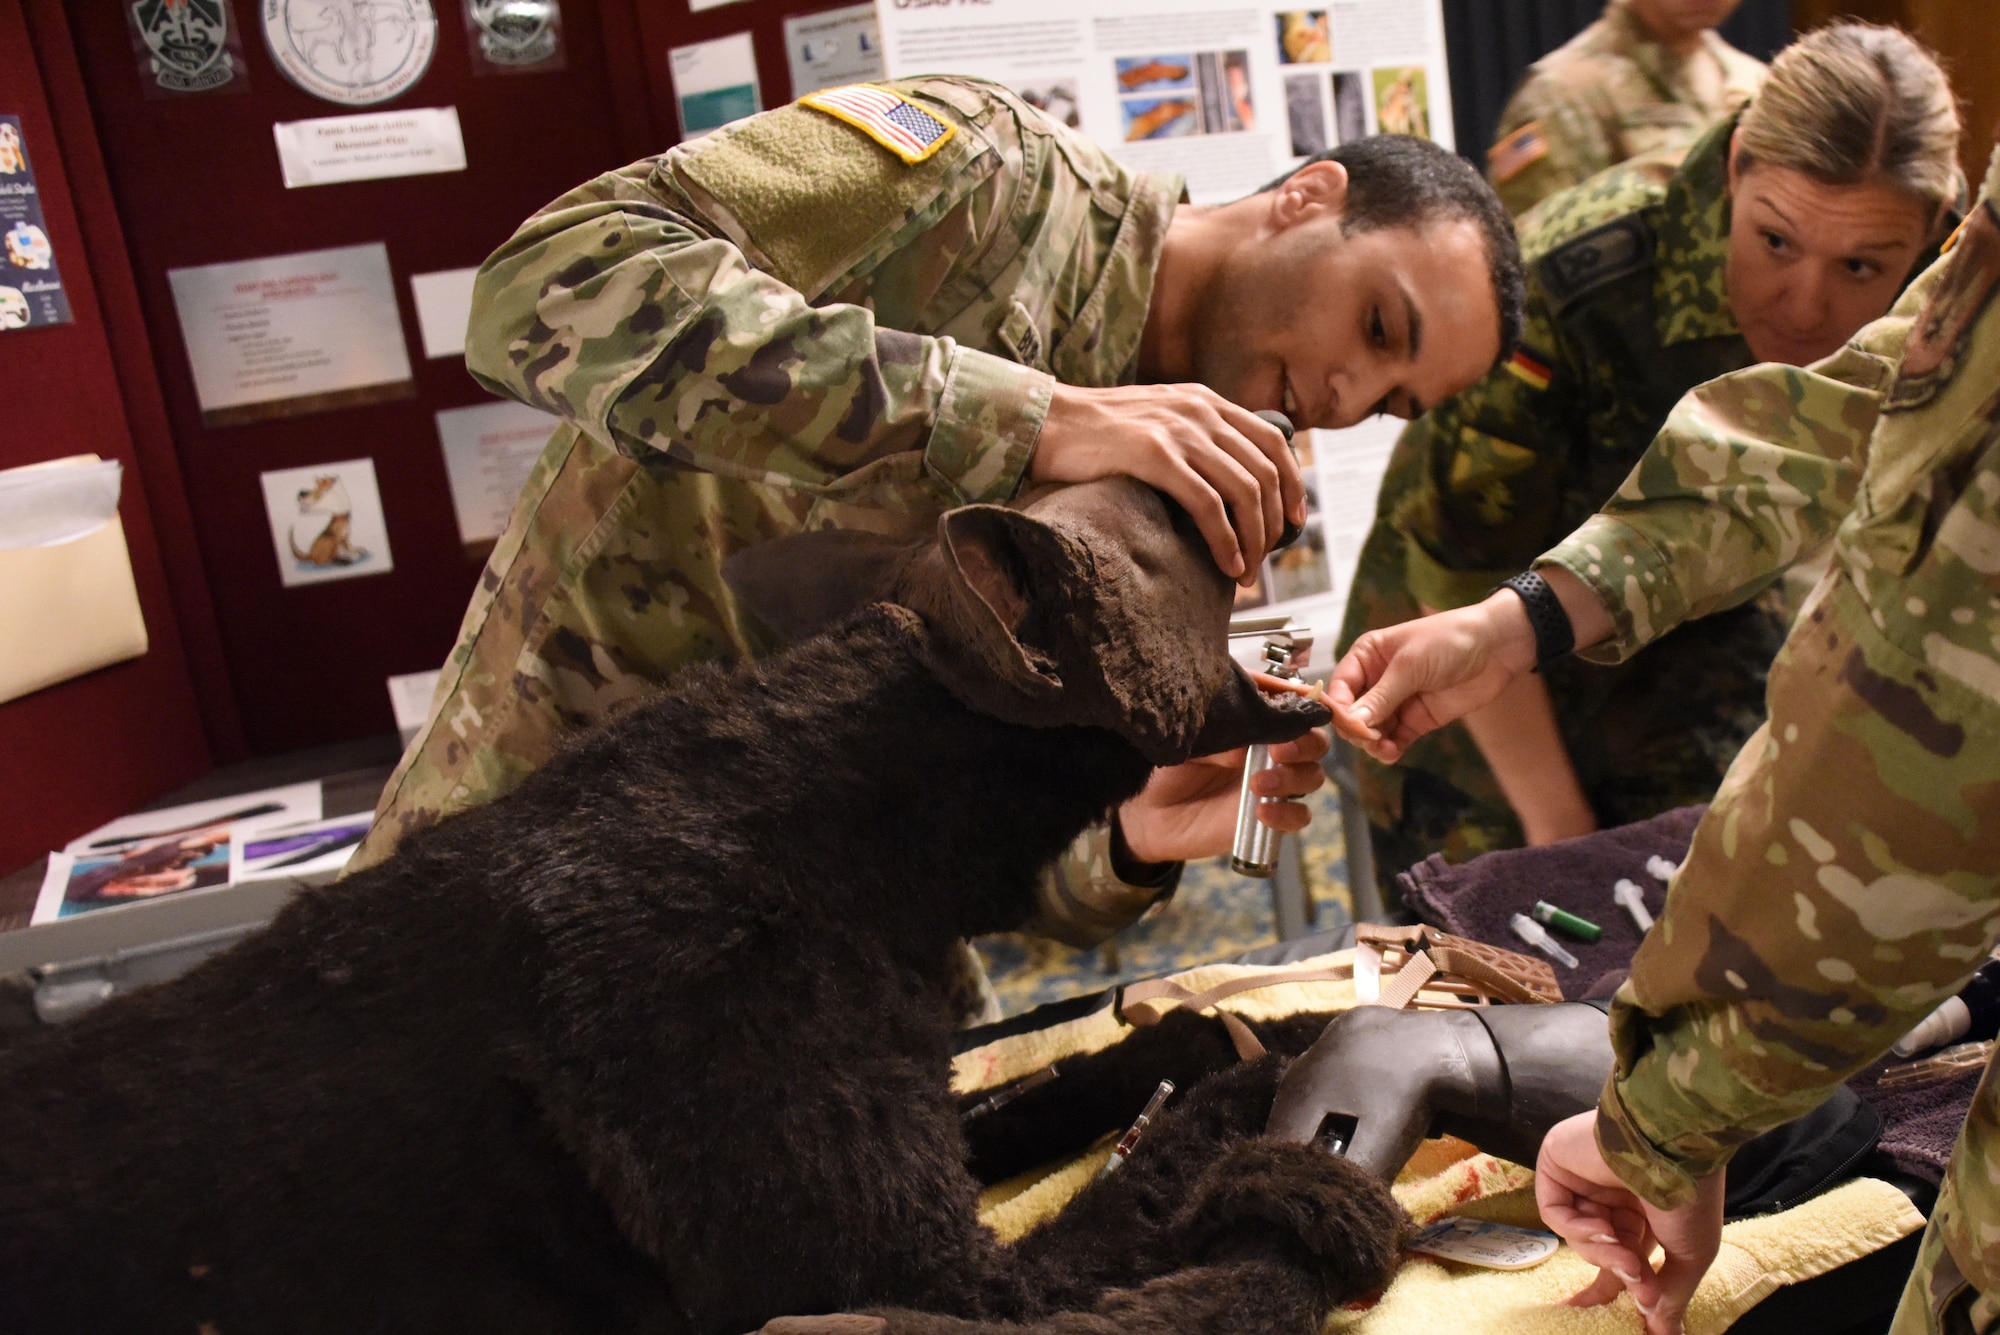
262, 0, 437, 106
467, 0, 559, 68
132, 0, 237, 94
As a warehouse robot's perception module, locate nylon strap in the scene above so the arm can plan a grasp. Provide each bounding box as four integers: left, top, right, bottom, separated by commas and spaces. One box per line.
1118, 964, 1359, 1061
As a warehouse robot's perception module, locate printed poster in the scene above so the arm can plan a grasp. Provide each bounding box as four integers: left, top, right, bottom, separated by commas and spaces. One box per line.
670, 32, 762, 139
785, 4, 885, 99
0, 116, 73, 331
34, 782, 322, 923
166, 242, 415, 426
875, 0, 1452, 205
1229, 414, 1402, 645
259, 457, 395, 587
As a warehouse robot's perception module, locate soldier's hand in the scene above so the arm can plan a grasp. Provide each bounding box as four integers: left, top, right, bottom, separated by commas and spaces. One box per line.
1032, 382, 1305, 587
1535, 1111, 1724, 1335
1328, 592, 1537, 763
1115, 726, 1329, 864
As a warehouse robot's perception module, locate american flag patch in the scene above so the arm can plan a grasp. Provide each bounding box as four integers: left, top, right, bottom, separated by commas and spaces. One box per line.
1488, 120, 1548, 184
799, 85, 957, 165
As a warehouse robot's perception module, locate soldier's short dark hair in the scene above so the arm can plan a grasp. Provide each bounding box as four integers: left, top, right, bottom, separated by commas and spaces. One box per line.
1266, 136, 1526, 374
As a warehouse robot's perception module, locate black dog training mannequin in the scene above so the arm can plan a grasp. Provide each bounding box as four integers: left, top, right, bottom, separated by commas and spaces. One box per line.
0, 479, 1406, 1335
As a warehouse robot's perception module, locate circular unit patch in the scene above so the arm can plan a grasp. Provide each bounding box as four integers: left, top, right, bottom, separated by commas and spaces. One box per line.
262, 0, 437, 107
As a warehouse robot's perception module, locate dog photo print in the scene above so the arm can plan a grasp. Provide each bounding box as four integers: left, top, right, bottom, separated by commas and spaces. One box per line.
259, 457, 394, 587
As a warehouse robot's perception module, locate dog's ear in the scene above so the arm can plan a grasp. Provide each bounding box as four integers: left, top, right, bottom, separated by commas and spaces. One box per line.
901, 505, 1072, 715
1187, 665, 1332, 756
721, 529, 913, 644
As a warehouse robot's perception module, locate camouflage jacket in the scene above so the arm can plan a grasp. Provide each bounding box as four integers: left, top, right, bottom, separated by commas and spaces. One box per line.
353, 78, 1186, 955
1540, 148, 2000, 1305
1486, 0, 1764, 217
1339, 119, 1782, 857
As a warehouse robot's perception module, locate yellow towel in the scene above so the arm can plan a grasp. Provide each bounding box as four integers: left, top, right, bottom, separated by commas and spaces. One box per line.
963, 951, 1926, 1334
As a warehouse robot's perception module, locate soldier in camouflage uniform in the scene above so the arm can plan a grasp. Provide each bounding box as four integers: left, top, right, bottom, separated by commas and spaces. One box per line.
1340, 26, 1957, 906
1486, 0, 1765, 218
1343, 117, 1779, 896
1328, 143, 1999, 1335
353, 77, 1521, 1019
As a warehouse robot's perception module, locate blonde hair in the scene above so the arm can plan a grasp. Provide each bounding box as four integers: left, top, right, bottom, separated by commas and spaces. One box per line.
1737, 23, 1963, 226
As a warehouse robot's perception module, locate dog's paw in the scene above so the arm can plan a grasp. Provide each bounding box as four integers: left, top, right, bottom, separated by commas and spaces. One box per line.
1140, 1052, 1288, 1147
1170, 1139, 1409, 1302
760, 1316, 888, 1335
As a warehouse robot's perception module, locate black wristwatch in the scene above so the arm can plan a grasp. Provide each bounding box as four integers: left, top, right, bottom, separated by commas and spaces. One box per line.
1501, 570, 1575, 672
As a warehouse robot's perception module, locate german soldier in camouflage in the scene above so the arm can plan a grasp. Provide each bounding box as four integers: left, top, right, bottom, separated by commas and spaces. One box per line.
354, 77, 1525, 1020
1328, 139, 2000, 1335
1486, 0, 1766, 218
1340, 26, 1960, 909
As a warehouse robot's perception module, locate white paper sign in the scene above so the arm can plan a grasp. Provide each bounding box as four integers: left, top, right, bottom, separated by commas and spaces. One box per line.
785, 4, 885, 97
259, 457, 395, 587
272, 107, 468, 188
387, 667, 442, 746
410, 265, 479, 358
876, 0, 1453, 205
671, 32, 762, 138
167, 243, 413, 422
434, 399, 558, 545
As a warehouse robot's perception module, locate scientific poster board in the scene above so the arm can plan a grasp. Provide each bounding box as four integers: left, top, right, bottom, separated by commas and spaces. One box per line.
1246, 413, 1400, 649
876, 0, 1452, 205
877, 0, 1451, 644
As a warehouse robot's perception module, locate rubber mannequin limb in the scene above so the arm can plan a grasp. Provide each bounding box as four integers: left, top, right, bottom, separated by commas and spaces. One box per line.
1264, 1003, 1613, 1181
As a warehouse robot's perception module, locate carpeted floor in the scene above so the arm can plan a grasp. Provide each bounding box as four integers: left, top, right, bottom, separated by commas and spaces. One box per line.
973, 784, 1356, 1017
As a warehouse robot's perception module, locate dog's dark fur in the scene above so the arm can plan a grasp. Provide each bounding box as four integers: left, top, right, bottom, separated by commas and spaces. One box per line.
0, 480, 1406, 1335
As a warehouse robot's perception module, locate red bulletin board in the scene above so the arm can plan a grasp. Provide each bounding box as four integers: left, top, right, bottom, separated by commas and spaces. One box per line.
41, 0, 869, 763
53, 0, 657, 756
0, 0, 213, 870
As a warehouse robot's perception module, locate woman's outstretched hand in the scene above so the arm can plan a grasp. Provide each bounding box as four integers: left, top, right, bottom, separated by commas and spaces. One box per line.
1329, 566, 1613, 763
1327, 592, 1538, 763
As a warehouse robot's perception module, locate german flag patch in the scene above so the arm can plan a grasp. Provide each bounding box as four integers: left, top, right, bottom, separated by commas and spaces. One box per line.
799, 85, 956, 165
1505, 348, 1553, 390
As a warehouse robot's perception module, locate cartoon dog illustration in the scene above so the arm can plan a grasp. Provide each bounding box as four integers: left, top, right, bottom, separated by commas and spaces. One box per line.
289, 474, 368, 567
0, 124, 24, 175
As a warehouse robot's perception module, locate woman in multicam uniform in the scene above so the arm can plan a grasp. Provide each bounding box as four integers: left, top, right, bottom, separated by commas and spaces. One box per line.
1329, 124, 2000, 1335
1338, 24, 1962, 906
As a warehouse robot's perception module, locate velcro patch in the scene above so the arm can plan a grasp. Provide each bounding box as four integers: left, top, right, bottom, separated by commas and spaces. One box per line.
1536, 214, 1654, 312
800, 85, 956, 165
1488, 121, 1548, 184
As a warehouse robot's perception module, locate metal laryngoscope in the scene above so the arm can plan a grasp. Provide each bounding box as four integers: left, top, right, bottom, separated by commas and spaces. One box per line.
1228, 409, 1311, 879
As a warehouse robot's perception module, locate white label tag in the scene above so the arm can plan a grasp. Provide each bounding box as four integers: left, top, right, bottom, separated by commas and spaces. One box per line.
1409, 1218, 1560, 1270
272, 107, 467, 188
